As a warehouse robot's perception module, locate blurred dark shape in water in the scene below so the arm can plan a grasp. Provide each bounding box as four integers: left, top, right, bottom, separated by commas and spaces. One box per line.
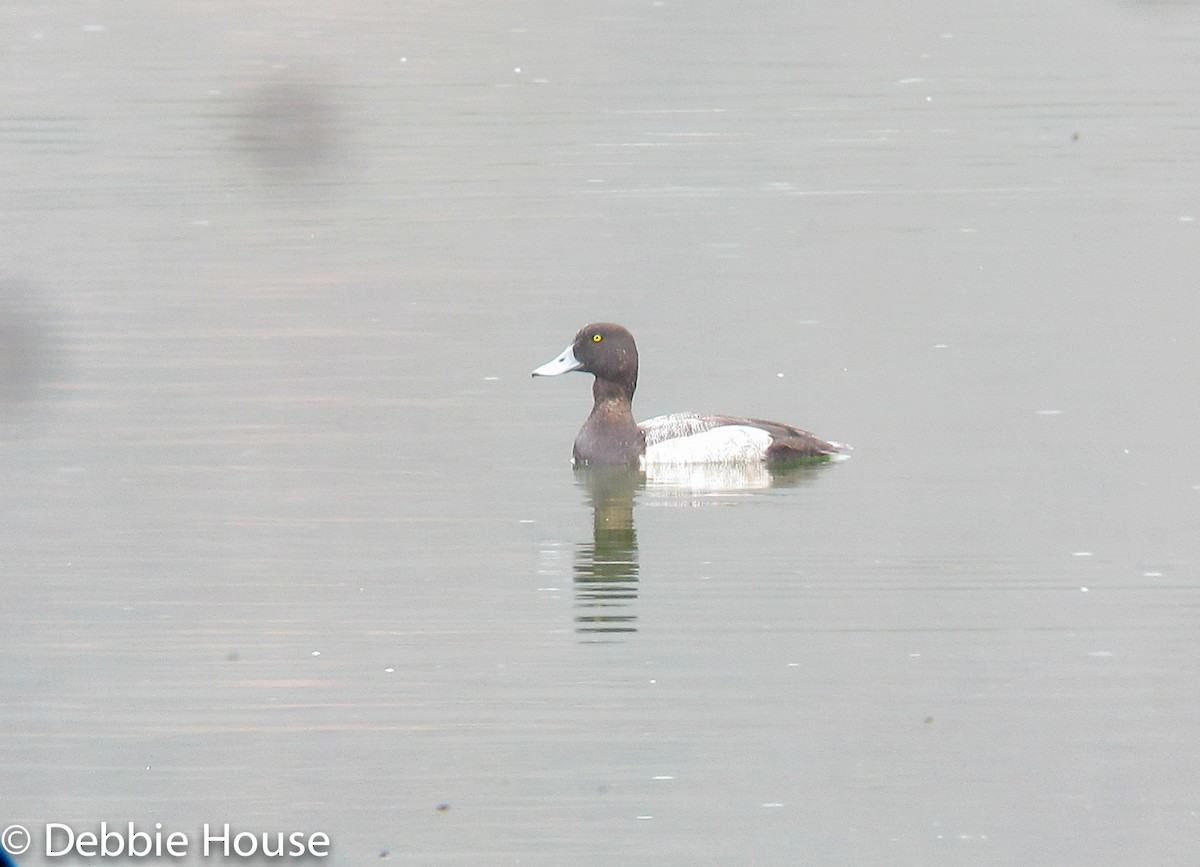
236, 70, 343, 181
0, 279, 54, 411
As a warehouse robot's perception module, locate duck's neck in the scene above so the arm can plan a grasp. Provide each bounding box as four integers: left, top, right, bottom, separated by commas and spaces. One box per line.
573, 377, 642, 466
592, 376, 635, 411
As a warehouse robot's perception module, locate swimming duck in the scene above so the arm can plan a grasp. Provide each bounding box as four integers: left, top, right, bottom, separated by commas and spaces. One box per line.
533, 322, 849, 468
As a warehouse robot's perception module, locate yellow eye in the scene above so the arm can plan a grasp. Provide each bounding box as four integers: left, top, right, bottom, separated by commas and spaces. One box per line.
592, 334, 603, 342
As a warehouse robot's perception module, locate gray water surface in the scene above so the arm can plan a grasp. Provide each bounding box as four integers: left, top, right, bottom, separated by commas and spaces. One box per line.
4, 1, 1200, 865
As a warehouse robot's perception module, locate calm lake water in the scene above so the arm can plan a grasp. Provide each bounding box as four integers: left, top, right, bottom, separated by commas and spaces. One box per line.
4, 1, 1200, 865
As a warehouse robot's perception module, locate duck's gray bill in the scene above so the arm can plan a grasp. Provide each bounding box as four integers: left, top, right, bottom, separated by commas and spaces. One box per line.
532, 343, 583, 377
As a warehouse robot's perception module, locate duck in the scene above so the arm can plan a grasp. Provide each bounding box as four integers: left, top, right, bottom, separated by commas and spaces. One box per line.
532, 322, 849, 468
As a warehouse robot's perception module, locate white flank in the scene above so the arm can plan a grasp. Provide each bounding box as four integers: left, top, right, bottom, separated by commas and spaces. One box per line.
642, 424, 772, 466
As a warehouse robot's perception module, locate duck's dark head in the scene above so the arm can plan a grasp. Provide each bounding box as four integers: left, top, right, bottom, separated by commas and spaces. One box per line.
532, 322, 639, 398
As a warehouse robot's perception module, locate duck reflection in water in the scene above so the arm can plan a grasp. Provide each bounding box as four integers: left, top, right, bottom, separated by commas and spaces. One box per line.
573, 467, 641, 637
571, 462, 832, 639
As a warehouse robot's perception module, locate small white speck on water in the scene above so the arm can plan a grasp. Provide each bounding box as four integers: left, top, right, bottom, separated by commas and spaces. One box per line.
384, 667, 395, 673
311, 650, 321, 657
1080, 586, 1090, 593
1072, 551, 1093, 557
